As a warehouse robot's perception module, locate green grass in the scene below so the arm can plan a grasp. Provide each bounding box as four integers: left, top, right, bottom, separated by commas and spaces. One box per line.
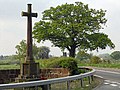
78, 61, 120, 69
0, 65, 20, 70
0, 59, 20, 70
0, 59, 19, 64
1, 58, 120, 70
13, 76, 101, 90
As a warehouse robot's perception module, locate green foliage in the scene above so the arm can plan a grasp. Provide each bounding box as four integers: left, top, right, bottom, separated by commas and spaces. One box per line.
0, 59, 19, 65
110, 51, 120, 60
15, 40, 50, 61
0, 55, 4, 60
90, 56, 101, 64
33, 2, 115, 57
37, 57, 79, 75
76, 51, 91, 60
79, 60, 120, 69
0, 59, 20, 70
0, 55, 17, 60
37, 46, 50, 59
15, 40, 27, 61
98, 53, 112, 60
0, 65, 20, 70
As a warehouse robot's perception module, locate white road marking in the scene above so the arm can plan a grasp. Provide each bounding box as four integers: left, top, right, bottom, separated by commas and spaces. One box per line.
111, 81, 118, 84
103, 79, 120, 88
104, 80, 111, 82
104, 80, 118, 84
96, 70, 120, 75
95, 69, 120, 89
86, 85, 89, 86
104, 82, 109, 85
110, 84, 118, 87
117, 83, 120, 85
94, 75, 104, 79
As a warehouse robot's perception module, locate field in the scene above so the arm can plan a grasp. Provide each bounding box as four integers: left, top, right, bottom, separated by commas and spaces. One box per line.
78, 60, 120, 69
1, 58, 120, 70
0, 59, 20, 70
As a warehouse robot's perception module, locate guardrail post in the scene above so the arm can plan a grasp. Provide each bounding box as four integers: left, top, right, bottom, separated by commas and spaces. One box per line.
47, 84, 50, 90
80, 78, 84, 87
67, 81, 70, 90
34, 86, 38, 90
41, 85, 50, 90
88, 76, 91, 84
91, 75, 94, 81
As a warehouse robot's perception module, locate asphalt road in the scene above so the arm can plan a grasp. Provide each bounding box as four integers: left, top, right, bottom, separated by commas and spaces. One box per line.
94, 70, 120, 90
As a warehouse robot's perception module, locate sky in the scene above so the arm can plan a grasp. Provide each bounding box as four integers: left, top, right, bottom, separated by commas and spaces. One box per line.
0, 0, 120, 56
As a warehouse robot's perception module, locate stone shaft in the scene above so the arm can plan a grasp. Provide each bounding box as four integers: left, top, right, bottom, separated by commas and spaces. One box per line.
22, 4, 37, 62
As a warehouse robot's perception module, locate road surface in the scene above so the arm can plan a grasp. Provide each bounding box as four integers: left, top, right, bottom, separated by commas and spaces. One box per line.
94, 69, 120, 90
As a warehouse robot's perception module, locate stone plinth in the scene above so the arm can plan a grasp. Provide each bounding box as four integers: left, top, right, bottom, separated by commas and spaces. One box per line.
21, 62, 39, 77
16, 62, 40, 82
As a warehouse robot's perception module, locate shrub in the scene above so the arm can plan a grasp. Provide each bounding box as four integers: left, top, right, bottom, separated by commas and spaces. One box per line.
90, 56, 101, 64
59, 57, 79, 75
38, 57, 79, 75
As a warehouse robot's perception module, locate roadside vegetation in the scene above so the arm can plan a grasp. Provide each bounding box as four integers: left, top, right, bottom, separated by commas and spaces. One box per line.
1, 50, 120, 70
77, 51, 120, 69
36, 57, 79, 75
84, 61, 120, 69
0, 56, 20, 70
78, 59, 120, 69
0, 57, 79, 76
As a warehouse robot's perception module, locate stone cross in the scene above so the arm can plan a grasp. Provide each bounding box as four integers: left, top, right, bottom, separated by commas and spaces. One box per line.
22, 4, 37, 62
15, 4, 39, 80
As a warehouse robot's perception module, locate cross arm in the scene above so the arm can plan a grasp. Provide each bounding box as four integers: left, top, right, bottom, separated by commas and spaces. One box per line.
21, 11, 37, 18
31, 13, 38, 18
21, 11, 28, 16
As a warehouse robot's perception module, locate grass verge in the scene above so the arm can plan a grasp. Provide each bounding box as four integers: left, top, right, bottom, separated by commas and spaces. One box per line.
78, 63, 120, 69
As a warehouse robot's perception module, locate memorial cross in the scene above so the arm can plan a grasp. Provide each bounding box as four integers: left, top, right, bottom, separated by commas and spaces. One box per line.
22, 4, 37, 62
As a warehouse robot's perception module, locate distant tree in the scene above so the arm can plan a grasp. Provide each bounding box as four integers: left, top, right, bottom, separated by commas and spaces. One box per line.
6, 55, 17, 60
15, 40, 50, 60
15, 40, 27, 61
98, 53, 112, 60
37, 46, 50, 59
110, 51, 120, 60
76, 51, 90, 60
33, 2, 115, 57
32, 44, 39, 60
90, 56, 101, 64
0, 55, 4, 60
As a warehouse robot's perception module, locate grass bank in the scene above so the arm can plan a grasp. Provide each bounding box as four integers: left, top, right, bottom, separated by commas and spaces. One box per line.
0, 59, 20, 70
78, 61, 120, 69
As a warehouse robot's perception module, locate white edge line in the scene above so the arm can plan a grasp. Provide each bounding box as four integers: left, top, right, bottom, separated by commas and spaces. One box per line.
96, 70, 120, 75
94, 75, 104, 79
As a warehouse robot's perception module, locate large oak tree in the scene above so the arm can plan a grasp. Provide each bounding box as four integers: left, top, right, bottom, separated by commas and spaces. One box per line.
33, 2, 115, 57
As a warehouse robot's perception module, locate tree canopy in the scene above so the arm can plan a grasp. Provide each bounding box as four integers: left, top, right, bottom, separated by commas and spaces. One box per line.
110, 51, 120, 60
37, 46, 50, 59
33, 2, 115, 57
15, 40, 50, 60
15, 40, 26, 61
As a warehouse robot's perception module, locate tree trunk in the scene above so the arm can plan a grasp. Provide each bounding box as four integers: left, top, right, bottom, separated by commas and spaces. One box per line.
69, 46, 76, 57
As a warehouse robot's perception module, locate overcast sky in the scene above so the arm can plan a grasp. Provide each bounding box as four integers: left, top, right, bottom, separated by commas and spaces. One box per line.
0, 0, 120, 56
